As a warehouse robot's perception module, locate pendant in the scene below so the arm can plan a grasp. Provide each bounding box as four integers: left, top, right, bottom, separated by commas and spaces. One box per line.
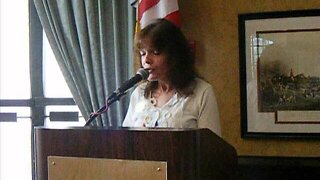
150, 97, 157, 106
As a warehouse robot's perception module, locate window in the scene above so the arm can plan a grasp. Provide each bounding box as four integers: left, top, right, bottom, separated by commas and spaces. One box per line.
42, 33, 85, 128
0, 1, 32, 179
0, 1, 83, 180
0, 1, 30, 99
1, 1, 134, 179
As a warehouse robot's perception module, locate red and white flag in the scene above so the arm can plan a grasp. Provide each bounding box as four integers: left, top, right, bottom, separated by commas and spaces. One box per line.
138, 0, 181, 29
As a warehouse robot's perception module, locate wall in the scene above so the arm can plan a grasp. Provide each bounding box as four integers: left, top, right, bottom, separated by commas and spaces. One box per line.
179, 0, 320, 157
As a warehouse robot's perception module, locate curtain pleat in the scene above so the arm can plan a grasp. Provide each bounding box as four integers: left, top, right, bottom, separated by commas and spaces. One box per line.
33, 0, 132, 127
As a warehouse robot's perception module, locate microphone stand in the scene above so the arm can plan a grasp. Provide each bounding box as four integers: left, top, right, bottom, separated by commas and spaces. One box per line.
84, 92, 127, 126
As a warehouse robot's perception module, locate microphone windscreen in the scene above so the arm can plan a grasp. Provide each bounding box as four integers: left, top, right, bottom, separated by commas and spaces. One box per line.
137, 68, 149, 80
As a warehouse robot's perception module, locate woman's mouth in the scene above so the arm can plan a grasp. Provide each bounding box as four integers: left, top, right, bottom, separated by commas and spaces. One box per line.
144, 68, 153, 73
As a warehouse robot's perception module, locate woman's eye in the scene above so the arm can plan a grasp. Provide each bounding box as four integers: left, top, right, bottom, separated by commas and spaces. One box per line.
139, 50, 146, 56
152, 50, 160, 55
139, 49, 160, 56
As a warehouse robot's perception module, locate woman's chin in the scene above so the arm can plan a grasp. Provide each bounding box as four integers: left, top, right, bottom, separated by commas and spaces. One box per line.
147, 76, 158, 81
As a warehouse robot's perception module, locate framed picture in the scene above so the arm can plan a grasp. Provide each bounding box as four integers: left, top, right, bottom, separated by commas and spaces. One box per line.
238, 9, 320, 138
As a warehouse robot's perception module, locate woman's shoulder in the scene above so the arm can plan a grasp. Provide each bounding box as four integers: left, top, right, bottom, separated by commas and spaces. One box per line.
194, 78, 213, 91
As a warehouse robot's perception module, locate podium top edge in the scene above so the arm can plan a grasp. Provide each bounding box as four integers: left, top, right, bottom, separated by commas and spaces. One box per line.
34, 126, 209, 132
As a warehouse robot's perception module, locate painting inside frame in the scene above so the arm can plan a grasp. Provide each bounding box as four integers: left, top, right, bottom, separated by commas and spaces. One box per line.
239, 9, 320, 138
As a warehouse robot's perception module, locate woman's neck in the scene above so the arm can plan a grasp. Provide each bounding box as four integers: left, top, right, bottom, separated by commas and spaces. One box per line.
150, 81, 176, 107
157, 81, 174, 93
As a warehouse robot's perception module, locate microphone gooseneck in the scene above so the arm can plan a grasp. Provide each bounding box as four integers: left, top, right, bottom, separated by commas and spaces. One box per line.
84, 68, 149, 126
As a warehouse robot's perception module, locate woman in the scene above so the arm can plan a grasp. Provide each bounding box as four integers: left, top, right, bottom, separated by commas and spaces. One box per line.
122, 19, 221, 136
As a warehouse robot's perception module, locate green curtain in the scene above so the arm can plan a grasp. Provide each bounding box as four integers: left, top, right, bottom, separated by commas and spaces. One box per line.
33, 0, 135, 127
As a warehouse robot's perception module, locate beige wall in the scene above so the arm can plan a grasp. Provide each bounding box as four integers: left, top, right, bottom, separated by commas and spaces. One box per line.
179, 0, 320, 157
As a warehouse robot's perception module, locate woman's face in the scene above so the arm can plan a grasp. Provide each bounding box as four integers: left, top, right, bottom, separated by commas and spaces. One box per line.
139, 39, 169, 82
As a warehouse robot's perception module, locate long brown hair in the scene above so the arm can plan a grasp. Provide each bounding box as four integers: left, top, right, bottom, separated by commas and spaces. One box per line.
137, 19, 197, 98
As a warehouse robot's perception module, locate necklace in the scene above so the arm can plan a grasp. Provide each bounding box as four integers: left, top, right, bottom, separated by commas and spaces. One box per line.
149, 88, 176, 107
150, 96, 157, 106
150, 90, 161, 107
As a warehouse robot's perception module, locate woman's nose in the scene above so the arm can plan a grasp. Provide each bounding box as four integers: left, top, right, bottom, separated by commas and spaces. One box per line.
144, 52, 153, 64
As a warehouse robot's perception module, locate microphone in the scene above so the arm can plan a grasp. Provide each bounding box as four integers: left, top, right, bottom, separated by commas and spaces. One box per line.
109, 68, 149, 100
85, 68, 149, 126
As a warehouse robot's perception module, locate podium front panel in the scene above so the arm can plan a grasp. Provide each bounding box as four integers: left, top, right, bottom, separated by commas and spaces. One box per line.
35, 127, 237, 180
48, 156, 167, 180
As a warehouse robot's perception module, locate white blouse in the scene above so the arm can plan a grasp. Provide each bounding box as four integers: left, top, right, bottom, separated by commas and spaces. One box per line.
122, 78, 221, 136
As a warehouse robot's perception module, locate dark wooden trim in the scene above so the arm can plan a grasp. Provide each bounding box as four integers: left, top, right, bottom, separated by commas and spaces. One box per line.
238, 156, 320, 167
238, 156, 320, 180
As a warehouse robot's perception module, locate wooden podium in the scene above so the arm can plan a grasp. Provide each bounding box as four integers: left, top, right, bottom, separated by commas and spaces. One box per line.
35, 127, 237, 180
